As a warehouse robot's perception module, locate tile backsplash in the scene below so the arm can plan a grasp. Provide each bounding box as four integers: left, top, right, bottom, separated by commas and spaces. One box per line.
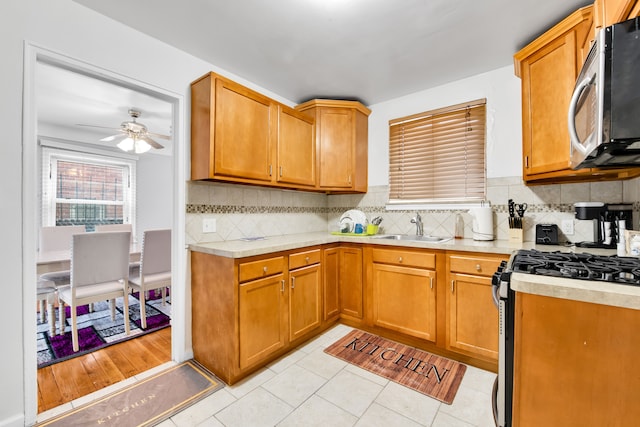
186, 177, 640, 245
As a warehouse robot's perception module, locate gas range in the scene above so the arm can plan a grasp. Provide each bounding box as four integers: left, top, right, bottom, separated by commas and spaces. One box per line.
509, 249, 640, 286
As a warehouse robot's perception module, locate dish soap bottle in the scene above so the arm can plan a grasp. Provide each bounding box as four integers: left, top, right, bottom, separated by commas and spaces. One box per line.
454, 213, 464, 239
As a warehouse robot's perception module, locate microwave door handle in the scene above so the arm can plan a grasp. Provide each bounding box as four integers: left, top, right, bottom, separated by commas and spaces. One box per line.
568, 76, 593, 156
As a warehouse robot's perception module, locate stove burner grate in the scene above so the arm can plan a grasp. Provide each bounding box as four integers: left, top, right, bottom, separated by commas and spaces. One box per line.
511, 249, 640, 286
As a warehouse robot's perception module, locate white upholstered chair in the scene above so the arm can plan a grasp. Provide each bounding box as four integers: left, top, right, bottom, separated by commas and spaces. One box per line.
95, 223, 139, 272
129, 229, 171, 329
58, 231, 131, 352
38, 225, 86, 285
37, 279, 58, 336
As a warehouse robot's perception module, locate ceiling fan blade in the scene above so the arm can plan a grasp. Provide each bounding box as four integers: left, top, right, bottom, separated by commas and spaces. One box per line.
76, 123, 121, 131
100, 133, 125, 142
147, 131, 171, 140
141, 136, 164, 150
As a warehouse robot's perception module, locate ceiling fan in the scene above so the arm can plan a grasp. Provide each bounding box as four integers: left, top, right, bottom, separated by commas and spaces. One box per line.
77, 109, 170, 153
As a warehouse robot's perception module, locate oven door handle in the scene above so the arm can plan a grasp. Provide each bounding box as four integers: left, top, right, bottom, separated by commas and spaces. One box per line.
492, 376, 499, 426
491, 281, 500, 309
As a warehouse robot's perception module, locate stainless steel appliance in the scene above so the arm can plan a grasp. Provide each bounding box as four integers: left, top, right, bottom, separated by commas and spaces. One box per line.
568, 16, 640, 169
491, 249, 640, 426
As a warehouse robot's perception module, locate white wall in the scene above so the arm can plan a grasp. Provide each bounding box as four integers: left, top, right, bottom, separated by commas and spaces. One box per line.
136, 154, 174, 243
1, 1, 296, 425
367, 65, 523, 186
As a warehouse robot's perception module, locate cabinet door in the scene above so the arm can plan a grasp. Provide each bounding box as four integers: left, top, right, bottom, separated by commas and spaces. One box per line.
214, 78, 273, 182
520, 31, 578, 178
239, 274, 286, 369
277, 106, 316, 187
323, 247, 340, 321
447, 273, 498, 361
318, 108, 353, 189
372, 263, 436, 342
339, 246, 363, 319
289, 264, 322, 341
595, 0, 640, 29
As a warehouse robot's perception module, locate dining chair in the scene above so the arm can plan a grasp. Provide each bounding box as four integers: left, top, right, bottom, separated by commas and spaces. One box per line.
37, 279, 58, 336
95, 223, 140, 272
129, 229, 171, 329
38, 225, 86, 286
58, 231, 131, 352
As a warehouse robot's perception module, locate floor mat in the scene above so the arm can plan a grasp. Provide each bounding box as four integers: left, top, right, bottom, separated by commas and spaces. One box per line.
324, 329, 466, 404
36, 360, 223, 427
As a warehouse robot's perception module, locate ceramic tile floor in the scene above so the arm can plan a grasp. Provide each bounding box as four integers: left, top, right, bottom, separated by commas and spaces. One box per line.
37, 323, 497, 427
161, 324, 497, 427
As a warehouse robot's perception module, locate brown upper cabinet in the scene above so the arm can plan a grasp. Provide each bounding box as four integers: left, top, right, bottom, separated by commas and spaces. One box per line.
514, 3, 640, 185
296, 99, 371, 193
190, 72, 316, 190
594, 0, 640, 28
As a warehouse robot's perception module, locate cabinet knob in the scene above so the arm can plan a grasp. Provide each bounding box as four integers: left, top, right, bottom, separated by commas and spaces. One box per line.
263, 266, 268, 273
398, 256, 403, 263
305, 256, 310, 263
476, 264, 481, 272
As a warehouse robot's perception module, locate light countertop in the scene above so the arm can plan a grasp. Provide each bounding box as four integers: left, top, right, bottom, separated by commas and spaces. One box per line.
189, 232, 640, 309
188, 231, 616, 258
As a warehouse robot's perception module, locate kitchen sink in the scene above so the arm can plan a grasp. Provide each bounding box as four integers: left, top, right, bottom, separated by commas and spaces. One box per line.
372, 234, 452, 243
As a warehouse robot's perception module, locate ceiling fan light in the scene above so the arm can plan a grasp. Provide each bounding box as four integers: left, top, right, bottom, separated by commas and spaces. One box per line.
134, 139, 151, 154
117, 137, 135, 152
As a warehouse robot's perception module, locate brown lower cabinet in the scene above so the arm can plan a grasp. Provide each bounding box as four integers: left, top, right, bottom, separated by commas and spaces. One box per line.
191, 244, 503, 385
446, 253, 505, 362
191, 248, 325, 385
513, 292, 640, 426
370, 247, 437, 342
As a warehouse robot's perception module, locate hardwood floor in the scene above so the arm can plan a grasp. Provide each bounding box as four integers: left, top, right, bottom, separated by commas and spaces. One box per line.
37, 326, 172, 413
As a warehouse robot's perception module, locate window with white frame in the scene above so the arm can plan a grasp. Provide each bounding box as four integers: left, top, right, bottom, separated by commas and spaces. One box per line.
41, 147, 136, 231
388, 98, 487, 206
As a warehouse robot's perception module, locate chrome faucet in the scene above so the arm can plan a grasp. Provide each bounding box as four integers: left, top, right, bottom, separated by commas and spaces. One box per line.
411, 212, 424, 236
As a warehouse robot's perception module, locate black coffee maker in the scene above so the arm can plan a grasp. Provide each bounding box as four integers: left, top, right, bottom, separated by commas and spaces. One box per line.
574, 202, 633, 248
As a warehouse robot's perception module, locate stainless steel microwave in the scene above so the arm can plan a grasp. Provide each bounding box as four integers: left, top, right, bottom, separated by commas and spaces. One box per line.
568, 17, 640, 169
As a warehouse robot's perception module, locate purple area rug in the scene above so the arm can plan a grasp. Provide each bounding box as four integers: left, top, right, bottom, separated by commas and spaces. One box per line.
37, 289, 171, 368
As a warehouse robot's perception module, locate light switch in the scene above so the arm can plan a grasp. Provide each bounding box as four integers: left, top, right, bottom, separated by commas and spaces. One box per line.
202, 218, 217, 233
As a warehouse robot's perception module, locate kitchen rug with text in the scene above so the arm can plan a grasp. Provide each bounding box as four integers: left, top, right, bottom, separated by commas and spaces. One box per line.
324, 329, 466, 404
36, 360, 223, 427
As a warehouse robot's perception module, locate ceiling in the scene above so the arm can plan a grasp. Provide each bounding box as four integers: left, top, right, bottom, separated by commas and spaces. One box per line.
38, 0, 592, 151
72, 0, 592, 105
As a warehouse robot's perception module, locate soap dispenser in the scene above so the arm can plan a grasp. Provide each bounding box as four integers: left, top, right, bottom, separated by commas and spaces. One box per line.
454, 213, 464, 239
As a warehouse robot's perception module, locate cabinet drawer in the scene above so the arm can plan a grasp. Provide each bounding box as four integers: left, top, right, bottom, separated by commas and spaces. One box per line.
289, 249, 321, 270
239, 256, 285, 283
449, 255, 505, 276
371, 248, 435, 269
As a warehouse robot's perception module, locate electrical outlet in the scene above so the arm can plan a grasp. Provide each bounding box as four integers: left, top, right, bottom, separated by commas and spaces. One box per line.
202, 218, 217, 233
561, 219, 574, 235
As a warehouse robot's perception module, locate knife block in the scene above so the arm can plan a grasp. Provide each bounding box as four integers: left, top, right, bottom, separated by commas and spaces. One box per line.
508, 220, 524, 243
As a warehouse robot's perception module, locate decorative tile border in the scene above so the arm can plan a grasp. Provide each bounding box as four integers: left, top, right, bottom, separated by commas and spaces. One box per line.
186, 204, 327, 214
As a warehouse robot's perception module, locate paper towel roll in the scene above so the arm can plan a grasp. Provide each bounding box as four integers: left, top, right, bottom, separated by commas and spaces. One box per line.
469, 206, 494, 241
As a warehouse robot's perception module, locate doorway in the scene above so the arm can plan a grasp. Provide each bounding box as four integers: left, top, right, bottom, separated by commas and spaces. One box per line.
23, 44, 188, 423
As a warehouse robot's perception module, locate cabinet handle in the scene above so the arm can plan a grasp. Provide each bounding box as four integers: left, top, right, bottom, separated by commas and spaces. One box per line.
305, 256, 310, 263
348, 174, 352, 185
269, 164, 273, 176
429, 276, 433, 290
476, 264, 481, 272
291, 277, 295, 289
398, 256, 403, 263
451, 279, 455, 293
525, 156, 529, 168
279, 166, 283, 177
281, 279, 285, 292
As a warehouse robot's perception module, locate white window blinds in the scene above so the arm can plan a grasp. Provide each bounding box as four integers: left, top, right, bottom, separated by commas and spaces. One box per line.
388, 99, 487, 204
